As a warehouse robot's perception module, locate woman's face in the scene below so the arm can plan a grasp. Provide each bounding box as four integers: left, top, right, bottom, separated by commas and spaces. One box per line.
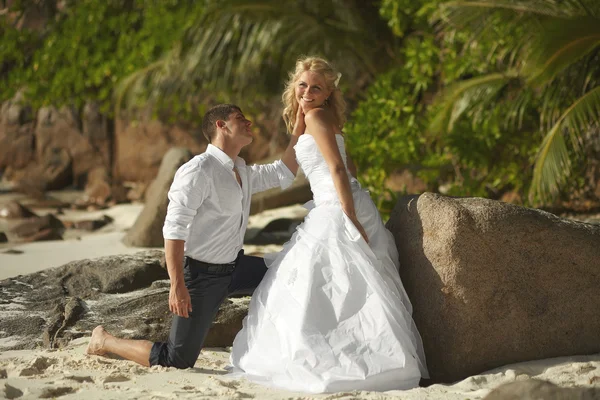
295, 71, 331, 112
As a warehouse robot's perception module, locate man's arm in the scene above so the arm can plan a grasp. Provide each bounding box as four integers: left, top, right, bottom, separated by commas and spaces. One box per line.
162, 160, 206, 318
248, 107, 305, 194
165, 239, 191, 318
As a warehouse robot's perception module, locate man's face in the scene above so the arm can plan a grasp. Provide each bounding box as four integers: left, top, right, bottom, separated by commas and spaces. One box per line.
221, 110, 253, 146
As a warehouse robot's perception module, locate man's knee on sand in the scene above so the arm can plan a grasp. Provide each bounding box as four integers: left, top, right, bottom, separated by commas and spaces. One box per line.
150, 342, 197, 369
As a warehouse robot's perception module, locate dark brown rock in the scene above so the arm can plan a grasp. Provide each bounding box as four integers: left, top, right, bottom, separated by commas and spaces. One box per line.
484, 379, 600, 400
63, 215, 112, 231
13, 147, 73, 194
3, 383, 23, 399
122, 147, 193, 247
0, 202, 37, 219
245, 218, 302, 245
35, 106, 104, 187
82, 101, 112, 167
126, 182, 149, 202
83, 167, 111, 205
386, 193, 600, 383
8, 214, 65, 242
0, 97, 35, 170
250, 173, 312, 215
82, 167, 129, 206
386, 169, 428, 194
0, 124, 35, 170
114, 119, 205, 183
39, 386, 74, 398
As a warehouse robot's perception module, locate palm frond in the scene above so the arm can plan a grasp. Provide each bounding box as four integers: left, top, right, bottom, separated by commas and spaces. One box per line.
529, 85, 600, 203
525, 16, 600, 86
117, 0, 389, 109
430, 71, 520, 133
437, 0, 596, 72
440, 0, 587, 22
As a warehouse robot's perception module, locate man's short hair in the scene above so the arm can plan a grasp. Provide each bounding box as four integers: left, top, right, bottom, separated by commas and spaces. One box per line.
201, 104, 242, 142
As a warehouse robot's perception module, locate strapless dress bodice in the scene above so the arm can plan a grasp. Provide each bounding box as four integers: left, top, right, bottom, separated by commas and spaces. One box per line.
294, 134, 361, 204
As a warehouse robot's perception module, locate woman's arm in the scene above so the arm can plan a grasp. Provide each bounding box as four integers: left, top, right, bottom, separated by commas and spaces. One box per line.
281, 106, 306, 176
305, 108, 368, 243
346, 152, 358, 178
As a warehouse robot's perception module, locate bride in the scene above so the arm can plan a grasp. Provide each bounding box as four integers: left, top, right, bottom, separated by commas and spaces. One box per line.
230, 56, 429, 393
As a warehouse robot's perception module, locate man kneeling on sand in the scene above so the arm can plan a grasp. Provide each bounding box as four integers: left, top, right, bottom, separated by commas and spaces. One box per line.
86, 104, 304, 368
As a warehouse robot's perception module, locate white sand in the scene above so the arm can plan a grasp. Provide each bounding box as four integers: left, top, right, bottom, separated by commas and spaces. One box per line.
0, 203, 147, 280
0, 200, 302, 279
0, 340, 598, 399
1, 196, 599, 398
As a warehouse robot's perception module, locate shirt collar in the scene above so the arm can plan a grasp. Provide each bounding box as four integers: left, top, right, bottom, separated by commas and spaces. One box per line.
206, 144, 235, 169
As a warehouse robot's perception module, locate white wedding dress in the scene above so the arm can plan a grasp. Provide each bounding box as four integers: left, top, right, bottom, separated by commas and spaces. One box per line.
230, 134, 428, 393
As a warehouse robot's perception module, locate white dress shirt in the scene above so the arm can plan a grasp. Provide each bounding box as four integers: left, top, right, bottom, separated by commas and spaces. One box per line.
163, 144, 294, 264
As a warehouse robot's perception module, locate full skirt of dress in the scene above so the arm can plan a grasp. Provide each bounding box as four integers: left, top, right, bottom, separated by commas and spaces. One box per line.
230, 189, 428, 393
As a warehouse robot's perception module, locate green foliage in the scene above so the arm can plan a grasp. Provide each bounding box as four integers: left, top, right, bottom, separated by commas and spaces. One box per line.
347, 0, 599, 212
0, 20, 40, 99
345, 38, 443, 214
435, 0, 600, 204
0, 0, 204, 113
116, 0, 394, 110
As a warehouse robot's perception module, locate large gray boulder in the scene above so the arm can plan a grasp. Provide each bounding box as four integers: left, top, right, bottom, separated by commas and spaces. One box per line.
0, 251, 168, 349
0, 250, 251, 350
386, 192, 600, 383
122, 147, 193, 247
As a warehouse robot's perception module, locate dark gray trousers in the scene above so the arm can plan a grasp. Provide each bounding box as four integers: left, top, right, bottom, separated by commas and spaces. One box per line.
149, 251, 267, 368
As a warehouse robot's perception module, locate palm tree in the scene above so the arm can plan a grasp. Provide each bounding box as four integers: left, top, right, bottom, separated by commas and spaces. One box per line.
431, 0, 600, 204
116, 0, 396, 114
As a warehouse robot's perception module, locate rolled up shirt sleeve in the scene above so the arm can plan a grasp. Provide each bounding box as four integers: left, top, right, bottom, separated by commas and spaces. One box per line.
248, 159, 295, 194
162, 162, 206, 241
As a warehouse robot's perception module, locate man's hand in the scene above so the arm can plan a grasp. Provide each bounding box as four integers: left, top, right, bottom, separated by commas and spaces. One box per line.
169, 281, 192, 318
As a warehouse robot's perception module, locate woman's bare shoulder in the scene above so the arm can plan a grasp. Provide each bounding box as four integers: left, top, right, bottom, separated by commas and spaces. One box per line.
304, 107, 329, 123
305, 108, 338, 137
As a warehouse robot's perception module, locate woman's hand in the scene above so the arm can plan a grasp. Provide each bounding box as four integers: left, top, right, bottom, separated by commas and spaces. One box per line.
347, 213, 369, 244
292, 106, 306, 137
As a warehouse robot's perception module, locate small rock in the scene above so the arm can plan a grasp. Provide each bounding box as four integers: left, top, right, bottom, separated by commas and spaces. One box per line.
0, 201, 37, 219
0, 232, 7, 243
102, 373, 130, 383
4, 383, 23, 399
0, 369, 7, 379
19, 356, 53, 376
39, 386, 74, 398
8, 214, 64, 242
65, 375, 94, 383
72, 215, 113, 231
2, 249, 23, 254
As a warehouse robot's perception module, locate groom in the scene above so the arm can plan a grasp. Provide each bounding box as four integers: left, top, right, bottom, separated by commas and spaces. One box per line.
87, 104, 303, 368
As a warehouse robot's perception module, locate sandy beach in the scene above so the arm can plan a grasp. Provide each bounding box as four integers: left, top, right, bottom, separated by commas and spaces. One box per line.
1, 193, 599, 399
0, 339, 598, 399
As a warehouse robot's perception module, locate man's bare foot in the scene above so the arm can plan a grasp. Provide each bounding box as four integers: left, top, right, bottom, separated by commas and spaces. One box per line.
86, 325, 109, 356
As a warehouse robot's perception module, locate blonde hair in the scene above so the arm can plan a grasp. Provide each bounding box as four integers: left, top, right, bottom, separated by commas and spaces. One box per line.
282, 56, 346, 134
